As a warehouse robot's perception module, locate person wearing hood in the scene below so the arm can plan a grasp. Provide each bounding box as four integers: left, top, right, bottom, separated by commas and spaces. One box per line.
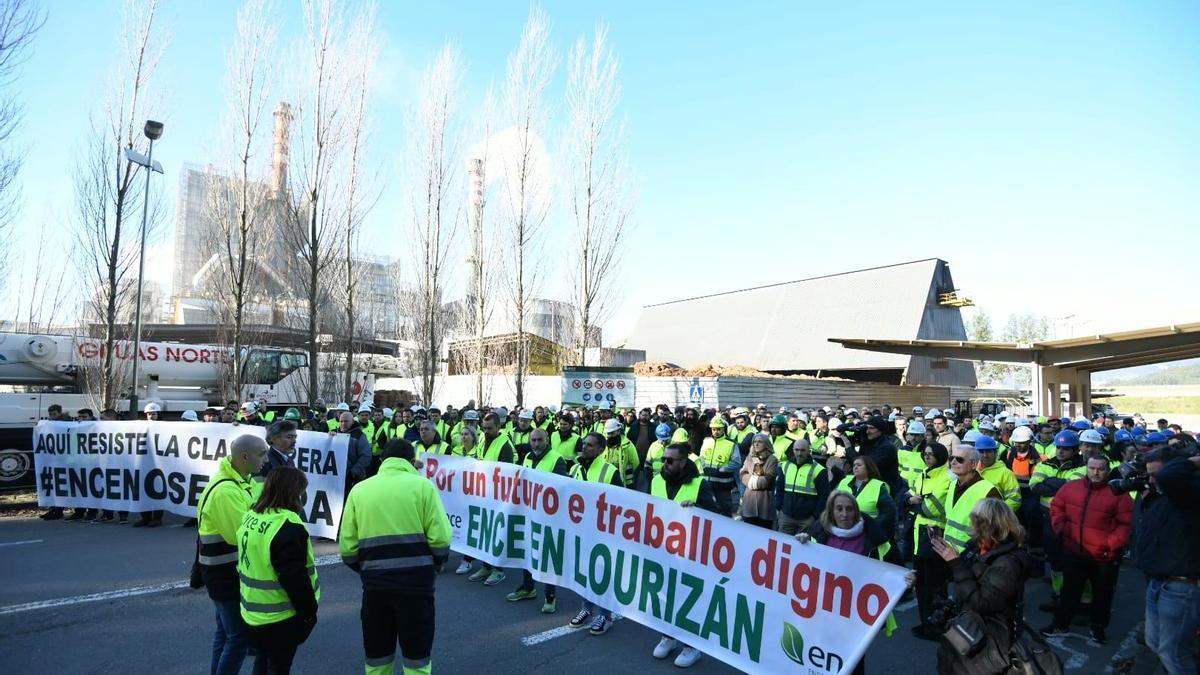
858, 416, 902, 496
775, 438, 831, 536
799, 491, 916, 675
334, 411, 372, 491
907, 441, 954, 640
602, 418, 640, 489
650, 443, 717, 668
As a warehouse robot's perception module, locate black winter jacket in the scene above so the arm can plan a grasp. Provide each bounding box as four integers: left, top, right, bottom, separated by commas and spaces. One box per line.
1134, 458, 1200, 578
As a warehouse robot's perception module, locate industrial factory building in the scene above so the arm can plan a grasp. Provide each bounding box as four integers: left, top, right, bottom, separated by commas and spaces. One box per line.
625, 258, 978, 387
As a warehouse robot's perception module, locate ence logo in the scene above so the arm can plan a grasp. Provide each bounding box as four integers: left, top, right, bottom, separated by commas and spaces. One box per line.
780, 622, 844, 673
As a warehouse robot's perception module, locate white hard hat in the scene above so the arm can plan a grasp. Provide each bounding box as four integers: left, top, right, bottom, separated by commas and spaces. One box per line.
144, 402, 162, 413
382, 407, 394, 418
181, 409, 198, 421
944, 408, 956, 418
1015, 417, 1032, 427
978, 421, 995, 432
336, 402, 350, 411
240, 401, 257, 413
518, 410, 535, 420
358, 403, 372, 413
598, 400, 612, 410
845, 407, 859, 415
962, 429, 982, 445
828, 418, 843, 431
907, 421, 927, 435
1011, 426, 1034, 443
603, 419, 623, 434
548, 405, 558, 413
912, 405, 925, 414
463, 410, 480, 421
1080, 429, 1104, 445
923, 410, 937, 420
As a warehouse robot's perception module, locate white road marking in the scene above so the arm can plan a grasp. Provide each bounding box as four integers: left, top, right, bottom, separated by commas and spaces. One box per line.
0, 552, 343, 616
1104, 623, 1143, 673
522, 615, 623, 646
0, 539, 43, 548
1044, 634, 1090, 670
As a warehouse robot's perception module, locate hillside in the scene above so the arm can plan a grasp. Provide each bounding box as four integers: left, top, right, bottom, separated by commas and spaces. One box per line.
1107, 362, 1200, 386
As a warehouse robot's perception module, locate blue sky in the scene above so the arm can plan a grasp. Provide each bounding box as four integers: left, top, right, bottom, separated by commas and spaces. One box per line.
8, 1, 1200, 343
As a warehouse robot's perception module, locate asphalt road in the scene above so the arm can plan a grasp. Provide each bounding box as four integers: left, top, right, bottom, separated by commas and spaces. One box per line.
0, 514, 1152, 674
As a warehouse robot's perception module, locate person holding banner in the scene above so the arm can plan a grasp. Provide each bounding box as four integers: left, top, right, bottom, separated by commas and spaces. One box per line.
414, 421, 450, 455
507, 428, 572, 613
197, 434, 267, 675
568, 432, 625, 636
237, 467, 320, 675
650, 443, 718, 668
340, 438, 452, 675
463, 414, 516, 585
775, 438, 831, 536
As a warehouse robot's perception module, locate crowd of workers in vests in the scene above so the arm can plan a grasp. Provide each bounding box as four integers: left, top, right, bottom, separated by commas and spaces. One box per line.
35, 397, 1200, 674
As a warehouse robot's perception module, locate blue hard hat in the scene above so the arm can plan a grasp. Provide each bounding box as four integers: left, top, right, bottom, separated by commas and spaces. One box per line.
655, 423, 672, 441
1054, 430, 1080, 448
1069, 420, 1090, 431
1059, 417, 1071, 425
1145, 432, 1167, 445
1114, 430, 1132, 443
1161, 428, 1176, 438
1132, 426, 1146, 435
974, 435, 999, 452
1095, 426, 1110, 437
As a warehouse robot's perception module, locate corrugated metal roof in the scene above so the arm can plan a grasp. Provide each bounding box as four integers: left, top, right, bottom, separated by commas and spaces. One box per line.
627, 259, 963, 373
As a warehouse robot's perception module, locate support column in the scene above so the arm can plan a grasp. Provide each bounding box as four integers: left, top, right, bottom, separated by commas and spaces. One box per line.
1033, 364, 1062, 418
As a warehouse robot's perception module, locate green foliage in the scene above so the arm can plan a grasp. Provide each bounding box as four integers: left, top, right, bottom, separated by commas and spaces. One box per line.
1108, 363, 1200, 386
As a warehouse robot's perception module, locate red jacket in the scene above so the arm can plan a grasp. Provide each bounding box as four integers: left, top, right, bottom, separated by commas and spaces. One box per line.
1050, 477, 1133, 562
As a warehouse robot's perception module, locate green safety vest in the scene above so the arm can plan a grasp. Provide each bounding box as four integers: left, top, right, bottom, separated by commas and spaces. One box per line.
1029, 459, 1088, 509
1033, 441, 1056, 460
699, 437, 736, 482
646, 440, 669, 476
603, 438, 639, 487
913, 466, 954, 550
808, 432, 828, 453
522, 449, 564, 474
897, 449, 926, 491
325, 418, 339, 432
979, 462, 1021, 511
650, 475, 702, 503
942, 478, 998, 553
510, 427, 533, 447
480, 435, 512, 463
731, 425, 757, 446
261, 410, 276, 423
237, 508, 319, 627
550, 432, 580, 460
570, 458, 618, 485
835, 476, 892, 559
771, 435, 793, 460
781, 460, 825, 497
416, 441, 450, 455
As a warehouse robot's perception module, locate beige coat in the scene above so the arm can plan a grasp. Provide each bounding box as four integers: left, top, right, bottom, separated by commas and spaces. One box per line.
739, 451, 779, 520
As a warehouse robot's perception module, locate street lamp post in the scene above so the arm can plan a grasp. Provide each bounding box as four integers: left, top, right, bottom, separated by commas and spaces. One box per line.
124, 120, 164, 417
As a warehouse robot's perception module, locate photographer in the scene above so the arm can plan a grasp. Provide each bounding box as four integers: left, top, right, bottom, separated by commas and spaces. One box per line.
1134, 442, 1200, 675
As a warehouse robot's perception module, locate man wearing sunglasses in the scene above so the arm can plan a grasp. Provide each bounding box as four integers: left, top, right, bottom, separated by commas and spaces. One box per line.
939, 446, 1001, 554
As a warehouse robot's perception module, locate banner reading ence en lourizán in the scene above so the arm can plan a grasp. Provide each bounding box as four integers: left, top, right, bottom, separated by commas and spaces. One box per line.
32, 421, 347, 538
421, 453, 908, 675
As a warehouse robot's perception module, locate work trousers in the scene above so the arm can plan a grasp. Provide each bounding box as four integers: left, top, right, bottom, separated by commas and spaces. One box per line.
247, 615, 312, 675
521, 569, 556, 598
1054, 554, 1119, 630
362, 590, 435, 675
709, 483, 734, 517
776, 512, 813, 537
1041, 510, 1065, 594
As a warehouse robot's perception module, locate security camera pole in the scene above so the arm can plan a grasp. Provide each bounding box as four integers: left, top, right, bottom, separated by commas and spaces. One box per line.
124, 120, 164, 416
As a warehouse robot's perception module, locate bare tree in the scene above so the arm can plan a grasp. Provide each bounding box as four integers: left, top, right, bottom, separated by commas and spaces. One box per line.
72, 0, 166, 409
338, 6, 378, 404
284, 0, 354, 404
402, 45, 465, 406
0, 0, 44, 293
565, 24, 631, 365
201, 0, 277, 401
499, 6, 556, 407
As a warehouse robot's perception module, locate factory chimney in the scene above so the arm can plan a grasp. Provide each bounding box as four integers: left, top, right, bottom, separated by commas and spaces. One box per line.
270, 102, 293, 197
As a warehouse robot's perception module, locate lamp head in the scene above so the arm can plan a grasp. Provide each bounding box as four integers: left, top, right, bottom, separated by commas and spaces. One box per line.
143, 120, 164, 140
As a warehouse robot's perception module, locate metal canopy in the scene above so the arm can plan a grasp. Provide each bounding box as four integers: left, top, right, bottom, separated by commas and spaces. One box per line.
830, 322, 1200, 374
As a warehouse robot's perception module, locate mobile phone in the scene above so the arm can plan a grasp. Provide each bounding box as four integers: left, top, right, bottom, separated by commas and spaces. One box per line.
929, 526, 944, 540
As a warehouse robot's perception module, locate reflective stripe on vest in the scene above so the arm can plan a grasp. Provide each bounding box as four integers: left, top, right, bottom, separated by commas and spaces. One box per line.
836, 477, 889, 519
699, 437, 736, 483
650, 475, 702, 503
570, 459, 617, 485
646, 441, 668, 476
237, 508, 319, 626
782, 460, 824, 496
942, 479, 996, 553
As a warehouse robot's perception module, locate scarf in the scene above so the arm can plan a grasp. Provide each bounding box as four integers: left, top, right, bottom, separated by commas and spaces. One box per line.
830, 519, 864, 539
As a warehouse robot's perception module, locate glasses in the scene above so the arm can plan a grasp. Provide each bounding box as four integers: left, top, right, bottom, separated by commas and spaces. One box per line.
662, 457, 681, 464
950, 456, 969, 464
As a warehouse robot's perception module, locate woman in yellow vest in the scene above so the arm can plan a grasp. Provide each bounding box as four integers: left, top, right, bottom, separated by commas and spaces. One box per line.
906, 441, 954, 640
453, 425, 480, 459
835, 455, 897, 555
236, 467, 319, 675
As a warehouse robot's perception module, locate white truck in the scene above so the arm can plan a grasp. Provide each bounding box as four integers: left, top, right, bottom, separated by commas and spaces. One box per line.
0, 332, 398, 490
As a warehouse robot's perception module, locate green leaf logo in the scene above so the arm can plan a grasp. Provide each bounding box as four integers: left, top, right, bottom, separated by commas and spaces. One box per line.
781, 621, 805, 665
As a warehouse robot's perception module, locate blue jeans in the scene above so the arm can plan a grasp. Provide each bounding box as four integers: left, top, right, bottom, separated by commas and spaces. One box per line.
582, 599, 611, 620
1145, 578, 1200, 675
212, 598, 250, 675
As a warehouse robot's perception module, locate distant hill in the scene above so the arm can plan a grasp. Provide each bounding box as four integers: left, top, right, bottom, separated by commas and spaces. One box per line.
1106, 361, 1200, 386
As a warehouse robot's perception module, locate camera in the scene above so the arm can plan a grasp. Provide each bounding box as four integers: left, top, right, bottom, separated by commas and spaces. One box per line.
1108, 459, 1150, 496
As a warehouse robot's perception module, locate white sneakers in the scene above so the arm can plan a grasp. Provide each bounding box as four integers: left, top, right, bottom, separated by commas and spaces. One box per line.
454, 561, 471, 575
674, 647, 702, 668
652, 637, 700, 667
653, 637, 677, 659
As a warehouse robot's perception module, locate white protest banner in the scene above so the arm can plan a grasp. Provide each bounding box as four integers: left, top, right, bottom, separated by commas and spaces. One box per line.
562, 366, 635, 408
33, 421, 347, 538
421, 453, 908, 675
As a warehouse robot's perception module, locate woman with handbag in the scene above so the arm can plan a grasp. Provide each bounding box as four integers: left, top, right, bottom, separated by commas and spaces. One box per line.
930, 497, 1030, 675
236, 467, 320, 675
